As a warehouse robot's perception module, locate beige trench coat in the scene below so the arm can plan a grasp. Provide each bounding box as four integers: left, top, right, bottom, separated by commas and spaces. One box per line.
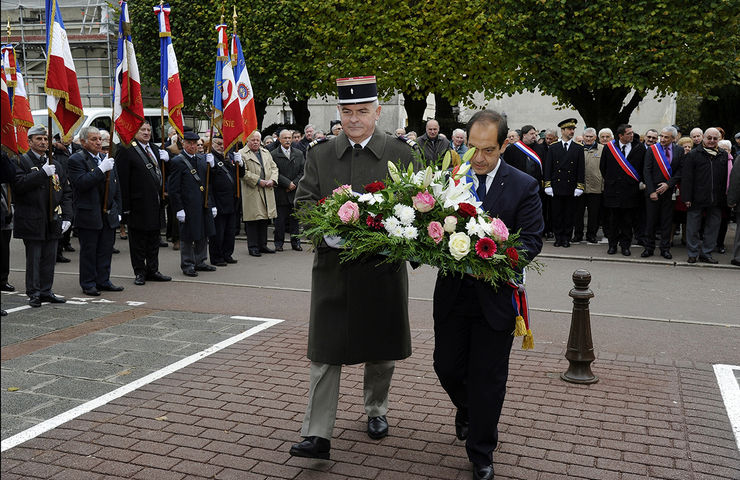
239, 146, 279, 221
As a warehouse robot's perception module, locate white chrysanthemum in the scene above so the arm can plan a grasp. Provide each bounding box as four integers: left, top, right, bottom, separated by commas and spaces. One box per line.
402, 226, 418, 239
384, 216, 403, 237
357, 193, 383, 205
393, 204, 416, 225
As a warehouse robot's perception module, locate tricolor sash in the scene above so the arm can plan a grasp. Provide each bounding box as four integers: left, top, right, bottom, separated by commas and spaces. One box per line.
513, 141, 542, 170
650, 144, 672, 181
607, 140, 640, 182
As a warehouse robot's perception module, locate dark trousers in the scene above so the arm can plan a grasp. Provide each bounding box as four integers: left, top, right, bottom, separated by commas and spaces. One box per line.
433, 278, 514, 466
179, 229, 208, 271
551, 194, 575, 243
23, 238, 57, 298
57, 226, 72, 256
633, 199, 647, 245
606, 207, 635, 249
246, 219, 269, 250
573, 193, 602, 239
128, 228, 161, 277
77, 226, 115, 290
166, 200, 179, 242
274, 204, 298, 246
644, 193, 674, 251
541, 191, 552, 235
209, 210, 236, 263
1, 228, 11, 284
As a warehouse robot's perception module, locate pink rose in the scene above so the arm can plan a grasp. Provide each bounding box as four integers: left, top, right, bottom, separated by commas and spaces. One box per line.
412, 191, 436, 213
427, 221, 444, 244
332, 184, 352, 196
337, 201, 360, 223
490, 218, 509, 242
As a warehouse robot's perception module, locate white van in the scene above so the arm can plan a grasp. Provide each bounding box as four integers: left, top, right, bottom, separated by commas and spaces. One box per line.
31, 107, 170, 144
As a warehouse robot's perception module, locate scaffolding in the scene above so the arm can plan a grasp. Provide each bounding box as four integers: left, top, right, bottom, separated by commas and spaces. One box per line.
1, 1, 117, 110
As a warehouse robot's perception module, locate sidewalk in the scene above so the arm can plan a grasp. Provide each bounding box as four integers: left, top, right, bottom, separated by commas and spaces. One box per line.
1, 320, 737, 480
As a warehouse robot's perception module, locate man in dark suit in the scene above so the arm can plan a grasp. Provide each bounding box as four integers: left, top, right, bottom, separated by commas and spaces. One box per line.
13, 125, 73, 307
642, 126, 682, 259
115, 122, 172, 286
52, 133, 77, 260
168, 130, 216, 276
272, 128, 305, 251
207, 134, 244, 266
67, 126, 123, 296
543, 118, 585, 247
600, 124, 646, 256
433, 110, 543, 480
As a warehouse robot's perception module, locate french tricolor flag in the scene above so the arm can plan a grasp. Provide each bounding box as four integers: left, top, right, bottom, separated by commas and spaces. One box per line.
1, 63, 17, 154
230, 34, 258, 142
44, 0, 83, 139
213, 24, 243, 153
154, 3, 184, 138
113, 1, 144, 146
2, 46, 33, 153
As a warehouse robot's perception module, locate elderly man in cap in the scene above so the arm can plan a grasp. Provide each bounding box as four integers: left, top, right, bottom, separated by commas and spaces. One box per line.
168, 129, 216, 277
289, 76, 420, 460
67, 126, 123, 296
13, 125, 73, 307
543, 118, 585, 247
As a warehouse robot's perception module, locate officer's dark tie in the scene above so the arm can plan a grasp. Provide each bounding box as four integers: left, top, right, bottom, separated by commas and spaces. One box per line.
563, 141, 568, 152
476, 174, 487, 200
621, 144, 626, 155
353, 143, 363, 156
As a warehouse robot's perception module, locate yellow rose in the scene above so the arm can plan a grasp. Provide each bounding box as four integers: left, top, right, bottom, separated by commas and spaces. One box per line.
448, 232, 471, 260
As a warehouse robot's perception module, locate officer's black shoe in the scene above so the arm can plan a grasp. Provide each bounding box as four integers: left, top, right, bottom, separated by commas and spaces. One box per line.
248, 248, 262, 257
183, 269, 198, 277
367, 416, 388, 439
289, 436, 330, 460
98, 283, 124, 292
40, 294, 66, 303
473, 463, 494, 480
62, 244, 75, 252
621, 247, 631, 256
607, 246, 617, 255
660, 250, 672, 259
195, 264, 217, 272
134, 274, 146, 285
261, 246, 276, 254
586, 235, 598, 243
1, 283, 14, 292
82, 288, 101, 296
146, 272, 171, 282
291, 241, 303, 251
29, 297, 42, 308
56, 254, 71, 263
111, 247, 120, 254
641, 249, 653, 258
224, 257, 237, 264
698, 255, 718, 264
562, 240, 571, 248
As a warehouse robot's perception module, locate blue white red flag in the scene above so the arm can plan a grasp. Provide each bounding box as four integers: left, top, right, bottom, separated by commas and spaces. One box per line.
230, 34, 258, 141
154, 3, 184, 138
212, 24, 243, 153
113, 1, 144, 146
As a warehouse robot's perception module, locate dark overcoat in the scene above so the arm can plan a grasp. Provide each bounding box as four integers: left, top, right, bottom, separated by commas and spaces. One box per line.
208, 150, 243, 215
168, 152, 215, 242
502, 142, 544, 184
294, 130, 420, 365
600, 141, 646, 209
543, 141, 585, 195
67, 150, 121, 230
115, 142, 163, 231
272, 147, 305, 206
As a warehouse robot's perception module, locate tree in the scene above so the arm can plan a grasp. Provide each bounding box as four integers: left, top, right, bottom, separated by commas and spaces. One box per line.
485, 0, 740, 130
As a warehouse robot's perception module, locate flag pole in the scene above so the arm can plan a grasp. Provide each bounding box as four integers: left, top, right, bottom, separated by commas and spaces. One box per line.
206, 8, 225, 209
47, 117, 53, 221
232, 5, 240, 199
159, 0, 166, 198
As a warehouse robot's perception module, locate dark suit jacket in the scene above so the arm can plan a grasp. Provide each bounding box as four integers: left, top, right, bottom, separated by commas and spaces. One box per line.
68, 150, 121, 230
600, 141, 646, 208
272, 147, 305, 206
544, 141, 585, 195
168, 152, 215, 242
115, 142, 163, 231
503, 142, 544, 184
208, 150, 244, 215
643, 143, 682, 194
433, 160, 544, 331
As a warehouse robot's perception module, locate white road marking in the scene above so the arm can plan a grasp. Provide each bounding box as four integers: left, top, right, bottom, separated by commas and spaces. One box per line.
125, 301, 146, 306
91, 299, 114, 303
0, 316, 283, 452
4, 305, 31, 313
713, 364, 740, 451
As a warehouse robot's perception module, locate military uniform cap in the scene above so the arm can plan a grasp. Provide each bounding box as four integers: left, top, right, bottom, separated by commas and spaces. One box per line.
28, 125, 48, 137
336, 76, 378, 104
183, 131, 200, 141
558, 118, 578, 129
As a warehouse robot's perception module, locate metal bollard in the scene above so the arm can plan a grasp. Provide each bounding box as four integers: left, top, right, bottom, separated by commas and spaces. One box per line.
561, 269, 599, 384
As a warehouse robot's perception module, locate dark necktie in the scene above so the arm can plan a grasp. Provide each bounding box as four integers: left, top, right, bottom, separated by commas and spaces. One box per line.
476, 174, 487, 200
665, 146, 671, 164
353, 143, 363, 156
563, 141, 568, 152
621, 144, 626, 155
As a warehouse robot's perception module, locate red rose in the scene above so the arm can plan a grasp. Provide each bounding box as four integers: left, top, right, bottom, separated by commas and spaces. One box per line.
318, 197, 326, 205
506, 247, 519, 266
364, 181, 386, 193
366, 213, 384, 230
458, 202, 478, 218
475, 237, 497, 259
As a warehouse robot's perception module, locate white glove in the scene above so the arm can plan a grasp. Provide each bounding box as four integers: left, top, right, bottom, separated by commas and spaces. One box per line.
118, 215, 122, 221
324, 235, 346, 249
159, 150, 169, 162
61, 220, 71, 233
206, 153, 215, 167
98, 157, 115, 173
176, 209, 185, 222
42, 162, 56, 176
639, 181, 646, 191
544, 186, 554, 197
573, 188, 583, 197
212, 207, 217, 218
233, 152, 243, 166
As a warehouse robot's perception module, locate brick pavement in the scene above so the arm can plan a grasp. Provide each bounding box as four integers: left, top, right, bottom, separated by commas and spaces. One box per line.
1, 320, 738, 479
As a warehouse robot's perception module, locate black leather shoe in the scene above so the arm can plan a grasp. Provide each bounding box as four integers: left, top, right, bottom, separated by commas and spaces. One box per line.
553, 240, 562, 247
159, 240, 169, 247
640, 249, 653, 258
62, 244, 75, 252
544, 232, 554, 239
291, 242, 303, 251
367, 415, 388, 439
224, 257, 237, 264
1, 309, 6, 316
29, 296, 41, 308
195, 264, 217, 272
212, 261, 228, 267
699, 255, 718, 264
607, 246, 617, 255
98, 283, 124, 292
146, 272, 171, 282
134, 274, 146, 285
562, 240, 570, 248
1, 283, 14, 292
56, 254, 71, 263
621, 247, 631, 256
273, 245, 283, 252
289, 436, 330, 459
111, 247, 120, 254
40, 294, 66, 303
248, 248, 262, 257
473, 463, 494, 480
731, 259, 740, 266
83, 288, 101, 296
183, 269, 198, 277
586, 235, 598, 243
455, 409, 469, 441
687, 256, 697, 264
571, 236, 583, 243
660, 250, 672, 259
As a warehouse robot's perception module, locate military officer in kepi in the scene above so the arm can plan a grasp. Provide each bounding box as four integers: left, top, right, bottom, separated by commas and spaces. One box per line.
289, 76, 421, 460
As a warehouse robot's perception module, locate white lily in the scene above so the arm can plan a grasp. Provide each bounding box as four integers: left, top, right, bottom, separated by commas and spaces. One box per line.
439, 178, 482, 210
387, 162, 401, 183
357, 192, 384, 205
422, 166, 434, 188
452, 162, 471, 181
